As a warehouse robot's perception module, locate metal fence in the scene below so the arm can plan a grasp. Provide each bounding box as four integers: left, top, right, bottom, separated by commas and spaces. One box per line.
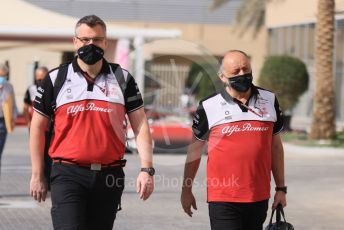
148, 64, 190, 112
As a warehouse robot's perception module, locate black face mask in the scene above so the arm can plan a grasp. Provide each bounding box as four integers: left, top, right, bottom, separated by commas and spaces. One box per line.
35, 79, 43, 87
77, 44, 104, 65
226, 73, 253, 92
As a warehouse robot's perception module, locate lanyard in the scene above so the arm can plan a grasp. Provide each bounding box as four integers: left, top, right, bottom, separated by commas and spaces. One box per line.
233, 98, 263, 117
82, 72, 108, 97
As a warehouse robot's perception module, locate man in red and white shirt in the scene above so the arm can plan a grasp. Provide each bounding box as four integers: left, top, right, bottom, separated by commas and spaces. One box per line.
23, 66, 49, 128
181, 50, 286, 230
29, 15, 154, 230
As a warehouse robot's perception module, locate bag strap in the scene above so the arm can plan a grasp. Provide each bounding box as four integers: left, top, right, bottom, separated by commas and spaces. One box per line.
278, 204, 287, 222
45, 63, 69, 142
52, 63, 69, 111
276, 204, 281, 222
109, 63, 127, 95
267, 208, 276, 227
267, 204, 287, 228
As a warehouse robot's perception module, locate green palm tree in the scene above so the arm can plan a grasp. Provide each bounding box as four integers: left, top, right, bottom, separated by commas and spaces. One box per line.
211, 0, 336, 139
309, 0, 336, 139
210, 0, 270, 36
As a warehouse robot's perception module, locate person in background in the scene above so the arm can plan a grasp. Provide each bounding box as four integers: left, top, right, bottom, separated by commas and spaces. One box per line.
0, 63, 18, 176
23, 66, 49, 128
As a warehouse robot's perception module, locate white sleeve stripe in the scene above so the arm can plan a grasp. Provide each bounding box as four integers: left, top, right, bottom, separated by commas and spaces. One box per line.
127, 105, 144, 114
127, 95, 142, 102
33, 108, 50, 118
273, 125, 284, 135
194, 134, 206, 142
122, 69, 129, 82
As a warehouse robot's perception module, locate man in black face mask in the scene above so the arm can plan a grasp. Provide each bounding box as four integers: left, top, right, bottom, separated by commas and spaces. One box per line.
23, 66, 48, 129
29, 15, 154, 230
181, 50, 287, 230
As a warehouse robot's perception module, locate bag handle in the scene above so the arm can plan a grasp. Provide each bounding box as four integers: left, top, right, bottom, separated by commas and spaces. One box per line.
267, 208, 275, 227
279, 204, 287, 222
267, 204, 287, 228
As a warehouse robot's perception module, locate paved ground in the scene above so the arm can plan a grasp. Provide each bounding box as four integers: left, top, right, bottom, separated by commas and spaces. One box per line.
0, 127, 344, 229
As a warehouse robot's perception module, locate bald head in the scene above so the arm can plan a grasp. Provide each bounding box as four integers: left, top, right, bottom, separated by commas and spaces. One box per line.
218, 50, 253, 93
225, 50, 249, 58
219, 50, 251, 77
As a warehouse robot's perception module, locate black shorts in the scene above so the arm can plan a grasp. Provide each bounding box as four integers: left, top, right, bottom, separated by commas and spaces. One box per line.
50, 163, 125, 230
209, 200, 269, 230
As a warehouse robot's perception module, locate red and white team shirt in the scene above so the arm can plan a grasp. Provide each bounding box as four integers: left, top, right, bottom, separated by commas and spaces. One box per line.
192, 86, 284, 203
33, 58, 143, 164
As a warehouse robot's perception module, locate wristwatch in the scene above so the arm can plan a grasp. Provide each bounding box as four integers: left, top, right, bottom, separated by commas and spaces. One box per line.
141, 167, 155, 176
275, 186, 287, 194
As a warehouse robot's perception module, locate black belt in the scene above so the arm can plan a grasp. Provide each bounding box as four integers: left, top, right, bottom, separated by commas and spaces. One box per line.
52, 158, 127, 171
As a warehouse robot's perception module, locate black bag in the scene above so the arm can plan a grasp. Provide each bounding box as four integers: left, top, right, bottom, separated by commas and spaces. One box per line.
265, 204, 294, 230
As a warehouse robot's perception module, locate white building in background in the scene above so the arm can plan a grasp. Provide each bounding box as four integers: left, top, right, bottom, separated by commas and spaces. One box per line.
2, 0, 343, 130
0, 0, 180, 110
266, 0, 344, 130
9, 0, 341, 131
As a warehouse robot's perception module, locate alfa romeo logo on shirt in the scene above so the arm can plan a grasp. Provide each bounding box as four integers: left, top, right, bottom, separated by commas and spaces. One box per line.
67, 102, 113, 116
221, 123, 269, 136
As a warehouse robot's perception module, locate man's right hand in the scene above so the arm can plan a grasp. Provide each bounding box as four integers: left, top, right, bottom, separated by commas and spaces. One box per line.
30, 175, 47, 202
181, 188, 197, 217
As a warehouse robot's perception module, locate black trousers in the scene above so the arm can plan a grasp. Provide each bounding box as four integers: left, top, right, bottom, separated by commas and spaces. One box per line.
209, 200, 269, 230
50, 163, 125, 230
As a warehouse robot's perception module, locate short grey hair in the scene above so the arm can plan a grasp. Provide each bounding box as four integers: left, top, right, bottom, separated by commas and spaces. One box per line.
0, 63, 9, 74
75, 15, 107, 35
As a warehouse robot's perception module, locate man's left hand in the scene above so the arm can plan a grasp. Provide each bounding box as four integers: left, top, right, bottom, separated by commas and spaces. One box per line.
272, 191, 287, 209
136, 171, 154, 200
